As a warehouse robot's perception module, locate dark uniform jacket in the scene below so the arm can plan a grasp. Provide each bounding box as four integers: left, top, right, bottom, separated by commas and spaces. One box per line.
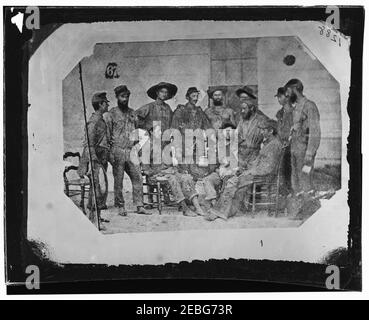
276, 104, 294, 143
171, 102, 212, 133
105, 106, 137, 150
291, 96, 321, 166
77, 111, 109, 176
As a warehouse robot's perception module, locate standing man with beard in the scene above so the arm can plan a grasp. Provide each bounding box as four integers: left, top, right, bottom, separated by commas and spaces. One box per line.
171, 87, 211, 134
284, 79, 321, 196
235, 86, 269, 169
105, 85, 149, 216
204, 87, 236, 130
275, 87, 293, 196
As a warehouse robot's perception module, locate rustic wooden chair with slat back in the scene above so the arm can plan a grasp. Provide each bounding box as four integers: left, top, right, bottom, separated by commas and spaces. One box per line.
238, 146, 286, 217
63, 151, 90, 212
142, 172, 178, 215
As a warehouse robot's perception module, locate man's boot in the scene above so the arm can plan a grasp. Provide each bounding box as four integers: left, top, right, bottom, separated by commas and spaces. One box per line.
192, 197, 206, 216
180, 201, 197, 217
118, 206, 128, 217
204, 208, 227, 221
137, 205, 152, 215
98, 222, 107, 232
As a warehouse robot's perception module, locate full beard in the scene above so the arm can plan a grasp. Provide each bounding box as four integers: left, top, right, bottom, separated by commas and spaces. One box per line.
118, 101, 128, 110
213, 100, 223, 106
243, 110, 254, 120
289, 92, 297, 104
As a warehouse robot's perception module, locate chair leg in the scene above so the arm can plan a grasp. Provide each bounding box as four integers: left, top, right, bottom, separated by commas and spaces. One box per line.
267, 185, 272, 216
275, 184, 280, 217
148, 185, 154, 205
157, 182, 162, 215
252, 183, 256, 217
65, 183, 70, 197
80, 186, 85, 213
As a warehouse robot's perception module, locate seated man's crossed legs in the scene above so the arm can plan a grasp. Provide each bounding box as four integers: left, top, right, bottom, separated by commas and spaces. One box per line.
166, 173, 206, 217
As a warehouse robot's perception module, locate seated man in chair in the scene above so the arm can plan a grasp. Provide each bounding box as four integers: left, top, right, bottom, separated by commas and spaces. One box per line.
202, 122, 239, 208
142, 156, 206, 217
205, 120, 283, 221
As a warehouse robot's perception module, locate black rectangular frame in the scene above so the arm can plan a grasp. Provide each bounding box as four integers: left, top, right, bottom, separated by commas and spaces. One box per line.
3, 6, 363, 294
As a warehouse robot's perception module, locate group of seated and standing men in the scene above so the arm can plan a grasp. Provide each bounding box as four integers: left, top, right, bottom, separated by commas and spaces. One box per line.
78, 77, 321, 224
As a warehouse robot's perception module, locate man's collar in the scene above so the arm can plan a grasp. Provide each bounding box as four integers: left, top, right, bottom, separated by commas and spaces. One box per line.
155, 99, 165, 106
213, 103, 224, 108
186, 102, 197, 108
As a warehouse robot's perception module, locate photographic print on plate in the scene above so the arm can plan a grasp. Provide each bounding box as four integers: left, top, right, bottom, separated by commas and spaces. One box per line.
5, 6, 362, 291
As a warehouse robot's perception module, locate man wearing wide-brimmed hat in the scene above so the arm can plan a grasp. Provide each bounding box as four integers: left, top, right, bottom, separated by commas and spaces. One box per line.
136, 82, 177, 135
204, 86, 236, 130
236, 85, 269, 169
205, 119, 283, 221
105, 85, 149, 216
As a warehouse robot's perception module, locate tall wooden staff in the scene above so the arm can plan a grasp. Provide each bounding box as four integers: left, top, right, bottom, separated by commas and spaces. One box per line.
78, 62, 100, 230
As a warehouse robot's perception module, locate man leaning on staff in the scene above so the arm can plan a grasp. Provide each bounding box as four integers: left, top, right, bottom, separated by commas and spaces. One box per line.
77, 92, 110, 217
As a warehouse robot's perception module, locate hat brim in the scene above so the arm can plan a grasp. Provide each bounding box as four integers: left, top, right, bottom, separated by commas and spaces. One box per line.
274, 92, 285, 97
236, 89, 257, 99
147, 83, 178, 100
221, 123, 237, 130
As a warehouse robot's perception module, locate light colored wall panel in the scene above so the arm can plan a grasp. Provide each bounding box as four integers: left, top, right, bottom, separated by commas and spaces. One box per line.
257, 36, 342, 168
63, 41, 211, 153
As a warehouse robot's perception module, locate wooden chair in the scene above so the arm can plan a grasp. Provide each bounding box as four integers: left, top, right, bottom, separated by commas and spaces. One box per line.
63, 152, 90, 212
142, 172, 177, 215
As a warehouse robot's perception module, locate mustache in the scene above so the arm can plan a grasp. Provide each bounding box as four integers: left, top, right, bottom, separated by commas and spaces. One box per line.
118, 101, 129, 107
289, 93, 297, 103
